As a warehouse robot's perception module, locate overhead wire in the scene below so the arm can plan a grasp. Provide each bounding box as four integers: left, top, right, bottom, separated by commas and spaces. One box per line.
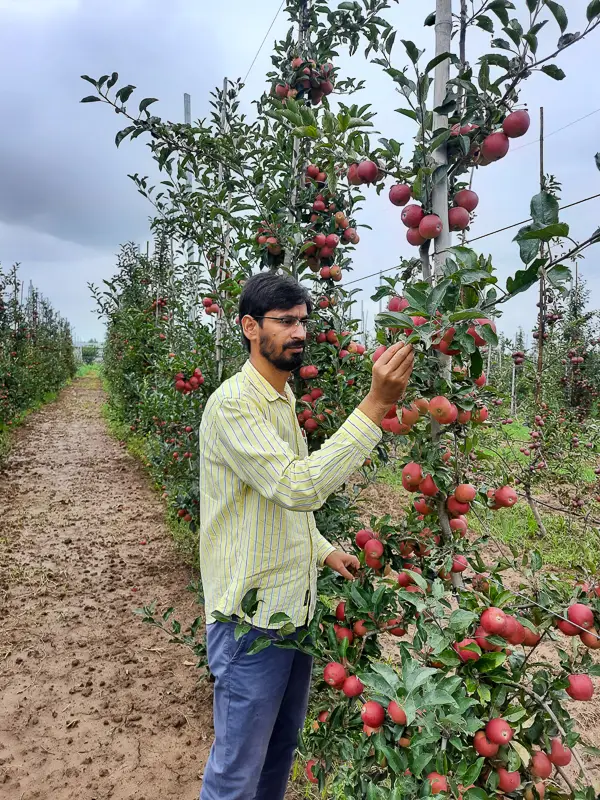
242, 0, 286, 86
344, 192, 600, 288
511, 107, 600, 152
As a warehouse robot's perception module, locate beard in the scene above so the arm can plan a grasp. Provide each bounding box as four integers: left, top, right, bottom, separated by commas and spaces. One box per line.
259, 333, 305, 371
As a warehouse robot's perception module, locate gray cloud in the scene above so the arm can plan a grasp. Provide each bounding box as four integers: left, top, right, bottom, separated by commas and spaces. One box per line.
0, 0, 597, 341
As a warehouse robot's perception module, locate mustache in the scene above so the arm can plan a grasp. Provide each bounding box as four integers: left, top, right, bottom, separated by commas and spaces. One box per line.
284, 343, 305, 350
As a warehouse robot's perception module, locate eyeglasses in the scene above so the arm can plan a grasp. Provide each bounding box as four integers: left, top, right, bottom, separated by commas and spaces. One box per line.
253, 315, 313, 329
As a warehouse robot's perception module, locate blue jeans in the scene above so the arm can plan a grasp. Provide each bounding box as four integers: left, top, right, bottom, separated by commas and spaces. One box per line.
200, 621, 313, 800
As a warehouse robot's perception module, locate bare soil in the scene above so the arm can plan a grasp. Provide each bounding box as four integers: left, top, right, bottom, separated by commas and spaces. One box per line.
1, 377, 599, 799
0, 376, 212, 800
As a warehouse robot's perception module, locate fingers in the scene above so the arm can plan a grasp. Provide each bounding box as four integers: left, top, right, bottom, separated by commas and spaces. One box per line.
375, 341, 406, 366
336, 564, 355, 581
348, 555, 360, 571
385, 343, 414, 371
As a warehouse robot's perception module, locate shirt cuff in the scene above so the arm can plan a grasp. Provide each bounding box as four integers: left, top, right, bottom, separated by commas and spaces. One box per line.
314, 534, 336, 566
341, 408, 383, 454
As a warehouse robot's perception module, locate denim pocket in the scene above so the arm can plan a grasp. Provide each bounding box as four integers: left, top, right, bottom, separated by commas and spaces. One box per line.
230, 625, 271, 664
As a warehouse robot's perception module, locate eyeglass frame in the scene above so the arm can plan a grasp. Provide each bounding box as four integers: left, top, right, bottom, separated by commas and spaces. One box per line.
250, 315, 313, 329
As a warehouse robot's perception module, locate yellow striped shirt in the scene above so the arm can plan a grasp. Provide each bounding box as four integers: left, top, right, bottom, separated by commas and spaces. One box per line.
198, 360, 382, 628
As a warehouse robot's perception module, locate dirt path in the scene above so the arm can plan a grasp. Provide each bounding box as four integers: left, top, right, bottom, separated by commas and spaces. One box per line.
0, 375, 213, 800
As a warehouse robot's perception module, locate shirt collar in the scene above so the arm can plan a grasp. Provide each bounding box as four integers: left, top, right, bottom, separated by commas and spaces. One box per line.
242, 360, 294, 404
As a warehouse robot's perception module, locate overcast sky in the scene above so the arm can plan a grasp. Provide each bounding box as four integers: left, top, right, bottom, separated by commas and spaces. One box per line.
0, 0, 598, 345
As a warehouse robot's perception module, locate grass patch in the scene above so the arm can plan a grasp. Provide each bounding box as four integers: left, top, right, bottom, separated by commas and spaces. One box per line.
469, 502, 600, 573
76, 363, 102, 378
379, 461, 600, 573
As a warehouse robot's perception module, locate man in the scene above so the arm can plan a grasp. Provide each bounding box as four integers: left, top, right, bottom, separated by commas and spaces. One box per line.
198, 271, 413, 799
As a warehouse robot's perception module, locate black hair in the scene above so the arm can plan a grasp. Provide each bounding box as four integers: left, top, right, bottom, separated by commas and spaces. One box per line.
238, 271, 313, 352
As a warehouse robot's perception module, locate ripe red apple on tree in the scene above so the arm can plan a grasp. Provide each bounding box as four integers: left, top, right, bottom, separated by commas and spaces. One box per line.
388, 295, 409, 313
389, 184, 412, 206
401, 204, 425, 228
481, 131, 510, 162
387, 700, 407, 725
486, 717, 513, 744
566, 603, 594, 630
361, 701, 385, 728
496, 768, 521, 793
530, 751, 552, 780
323, 662, 347, 688
419, 214, 443, 240
503, 109, 531, 139
357, 160, 378, 184
566, 673, 594, 700
454, 189, 479, 212
473, 730, 499, 757
448, 206, 470, 231
548, 738, 572, 767
427, 773, 448, 793
342, 675, 364, 697
407, 227, 426, 246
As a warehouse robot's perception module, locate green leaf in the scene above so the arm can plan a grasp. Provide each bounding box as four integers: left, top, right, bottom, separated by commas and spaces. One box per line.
396, 108, 418, 121
588, 0, 600, 21
376, 311, 417, 329
478, 652, 507, 671
425, 52, 456, 73
541, 64, 566, 80
526, 0, 537, 9
115, 126, 136, 147
492, 37, 513, 49
360, 671, 398, 699
429, 129, 453, 153
449, 310, 487, 322
107, 72, 119, 89
268, 612, 292, 626
482, 53, 511, 69
547, 264, 572, 288
139, 97, 159, 114
463, 758, 485, 787
234, 621, 252, 640
280, 622, 297, 637
241, 587, 261, 617
449, 609, 479, 632
80, 74, 98, 86
544, 0, 568, 32
211, 610, 232, 623
380, 745, 405, 775
476, 15, 494, 33
405, 665, 438, 693
81, 96, 102, 103
518, 222, 569, 241
292, 125, 319, 139
427, 278, 452, 314
530, 191, 559, 226
401, 39, 421, 64
506, 263, 541, 297
524, 33, 539, 53
247, 635, 273, 655
424, 11, 436, 25
514, 224, 541, 263
595, 152, 600, 171
470, 349, 484, 380
371, 661, 401, 689
116, 84, 136, 104
489, 1, 512, 25
478, 60, 490, 91
465, 789, 490, 800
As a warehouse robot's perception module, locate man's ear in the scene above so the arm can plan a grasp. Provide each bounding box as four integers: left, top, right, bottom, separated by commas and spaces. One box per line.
241, 314, 259, 345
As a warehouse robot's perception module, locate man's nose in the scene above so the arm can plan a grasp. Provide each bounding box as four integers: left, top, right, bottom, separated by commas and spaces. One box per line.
291, 324, 307, 341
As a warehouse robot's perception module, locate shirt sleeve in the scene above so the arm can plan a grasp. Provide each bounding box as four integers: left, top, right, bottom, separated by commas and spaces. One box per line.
214, 400, 382, 512
312, 526, 336, 566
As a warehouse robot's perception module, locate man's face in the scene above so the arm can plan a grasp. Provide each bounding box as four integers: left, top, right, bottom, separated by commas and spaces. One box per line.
257, 304, 308, 372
